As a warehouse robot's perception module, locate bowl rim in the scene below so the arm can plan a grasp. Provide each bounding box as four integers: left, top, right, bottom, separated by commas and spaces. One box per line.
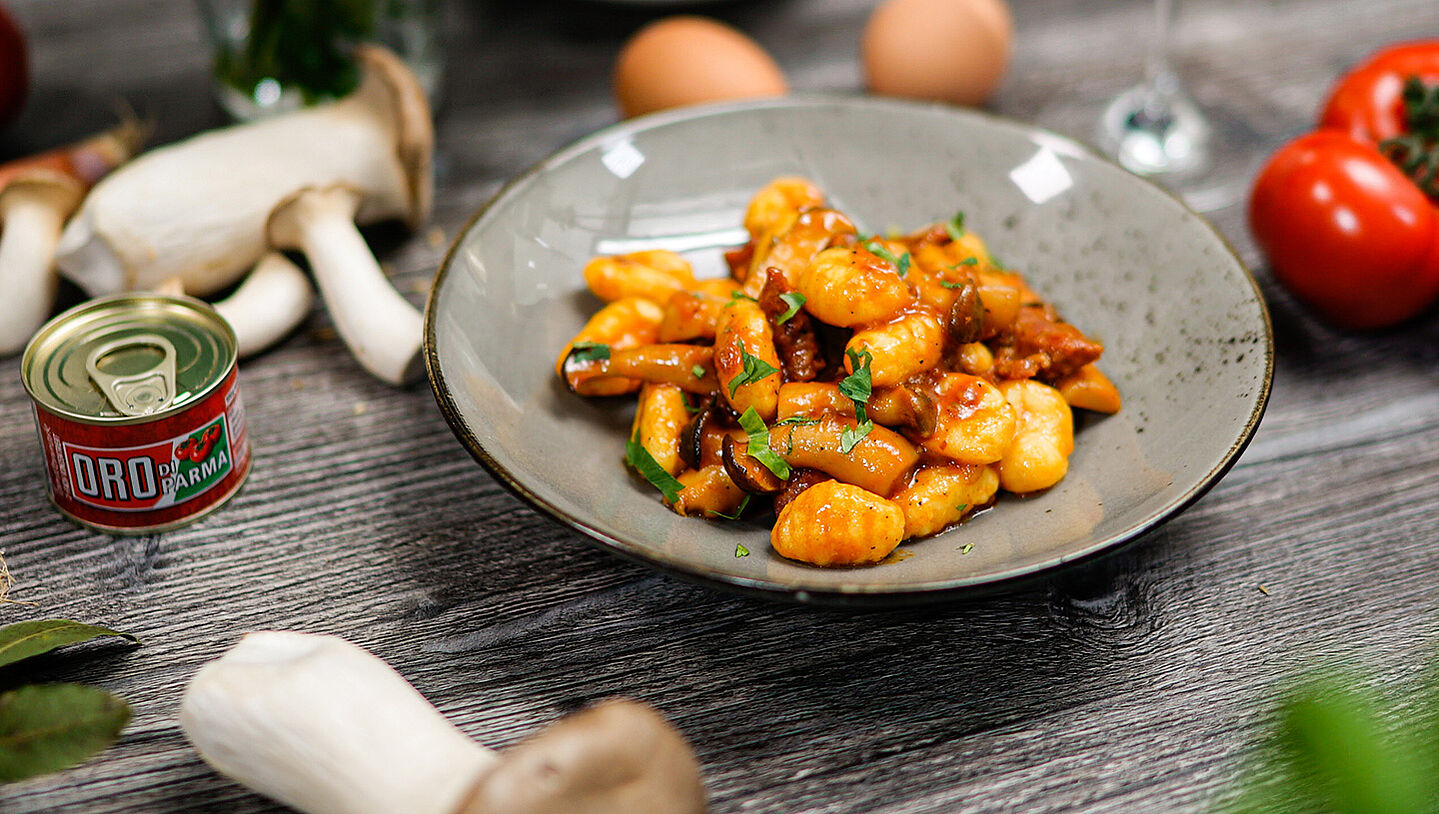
424, 93, 1275, 606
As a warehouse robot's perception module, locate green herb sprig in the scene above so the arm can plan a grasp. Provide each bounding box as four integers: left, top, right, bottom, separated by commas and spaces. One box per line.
738, 408, 792, 480
729, 340, 779, 398
625, 432, 685, 503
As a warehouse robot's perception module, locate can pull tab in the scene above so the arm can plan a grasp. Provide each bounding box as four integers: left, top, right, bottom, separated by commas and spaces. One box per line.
86, 334, 178, 417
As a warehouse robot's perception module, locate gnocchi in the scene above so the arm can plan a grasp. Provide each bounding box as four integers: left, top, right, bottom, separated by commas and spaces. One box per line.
559, 178, 1119, 568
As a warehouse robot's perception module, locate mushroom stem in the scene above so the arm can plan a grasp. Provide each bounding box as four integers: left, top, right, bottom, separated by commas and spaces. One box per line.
212, 252, 315, 357
180, 632, 496, 814
0, 185, 68, 354
268, 186, 423, 385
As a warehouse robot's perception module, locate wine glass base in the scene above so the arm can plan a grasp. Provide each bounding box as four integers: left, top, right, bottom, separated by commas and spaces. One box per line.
1097, 84, 1212, 178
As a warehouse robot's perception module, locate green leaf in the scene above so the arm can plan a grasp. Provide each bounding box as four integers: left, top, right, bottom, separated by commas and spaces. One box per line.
838, 348, 874, 425
862, 239, 902, 269
897, 253, 911, 278
708, 495, 751, 521
940, 280, 966, 290
1274, 678, 1432, 814
960, 543, 973, 555
728, 340, 779, 398
691, 365, 706, 379
569, 341, 610, 363
0, 620, 137, 669
735, 544, 750, 558
625, 433, 684, 504
774, 416, 821, 427
776, 292, 806, 324
0, 684, 130, 782
945, 211, 966, 241
839, 421, 873, 454
738, 408, 792, 480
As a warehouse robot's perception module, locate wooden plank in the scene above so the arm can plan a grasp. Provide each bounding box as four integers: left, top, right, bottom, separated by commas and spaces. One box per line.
2, 0, 1439, 811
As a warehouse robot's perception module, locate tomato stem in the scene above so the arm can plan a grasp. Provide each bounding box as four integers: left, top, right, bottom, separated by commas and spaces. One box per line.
1379, 76, 1439, 202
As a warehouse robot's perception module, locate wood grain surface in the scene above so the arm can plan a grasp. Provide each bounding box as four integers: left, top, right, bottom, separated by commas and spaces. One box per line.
2, 0, 1439, 811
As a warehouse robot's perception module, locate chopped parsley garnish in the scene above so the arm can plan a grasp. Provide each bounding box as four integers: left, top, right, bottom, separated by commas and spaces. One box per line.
863, 239, 903, 270
727, 291, 758, 305
838, 422, 872, 454
735, 543, 751, 558
625, 431, 684, 504
838, 348, 874, 424
837, 348, 876, 454
940, 280, 966, 290
960, 543, 974, 555
691, 364, 706, 379
738, 407, 792, 480
774, 415, 821, 427
708, 495, 751, 520
774, 415, 818, 453
952, 257, 979, 267
896, 252, 911, 278
728, 339, 779, 397
945, 211, 966, 241
569, 341, 610, 363
776, 292, 806, 323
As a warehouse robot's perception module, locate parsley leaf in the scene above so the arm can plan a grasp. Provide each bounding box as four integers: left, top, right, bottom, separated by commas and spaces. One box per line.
569, 341, 610, 363
728, 339, 779, 398
691, 364, 706, 379
727, 291, 758, 305
960, 543, 974, 555
940, 280, 967, 290
838, 348, 874, 424
953, 257, 979, 267
774, 416, 821, 427
896, 252, 911, 278
738, 407, 792, 480
736, 543, 750, 558
776, 292, 806, 324
839, 421, 873, 454
708, 495, 751, 520
863, 239, 902, 269
625, 432, 684, 504
945, 211, 966, 241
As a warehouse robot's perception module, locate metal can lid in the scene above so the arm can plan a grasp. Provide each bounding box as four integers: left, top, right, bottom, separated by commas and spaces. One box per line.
22, 294, 238, 425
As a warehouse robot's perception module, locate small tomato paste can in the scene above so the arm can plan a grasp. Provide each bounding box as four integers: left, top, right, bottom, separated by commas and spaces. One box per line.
21, 294, 251, 534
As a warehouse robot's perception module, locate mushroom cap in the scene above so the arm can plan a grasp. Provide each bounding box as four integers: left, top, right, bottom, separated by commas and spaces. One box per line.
351, 44, 434, 230
456, 699, 708, 814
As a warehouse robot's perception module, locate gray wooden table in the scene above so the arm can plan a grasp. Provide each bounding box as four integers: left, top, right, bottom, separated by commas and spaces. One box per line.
2, 0, 1438, 811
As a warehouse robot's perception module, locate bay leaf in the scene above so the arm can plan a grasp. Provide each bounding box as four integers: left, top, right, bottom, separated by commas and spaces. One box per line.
0, 684, 130, 782
0, 620, 138, 669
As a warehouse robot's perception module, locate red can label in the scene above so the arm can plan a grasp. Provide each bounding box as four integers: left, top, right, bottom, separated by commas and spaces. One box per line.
33, 368, 251, 531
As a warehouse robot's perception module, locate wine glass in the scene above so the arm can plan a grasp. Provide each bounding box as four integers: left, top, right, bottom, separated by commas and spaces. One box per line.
1096, 0, 1212, 180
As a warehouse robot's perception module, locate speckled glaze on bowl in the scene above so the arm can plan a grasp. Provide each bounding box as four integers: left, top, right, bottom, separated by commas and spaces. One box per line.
425, 96, 1272, 605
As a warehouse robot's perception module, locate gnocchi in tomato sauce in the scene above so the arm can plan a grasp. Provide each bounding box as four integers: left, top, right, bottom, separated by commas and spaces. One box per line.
558, 177, 1119, 568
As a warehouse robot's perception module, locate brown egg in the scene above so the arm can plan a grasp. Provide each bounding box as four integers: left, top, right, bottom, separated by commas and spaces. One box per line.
862, 0, 1014, 107
613, 16, 788, 119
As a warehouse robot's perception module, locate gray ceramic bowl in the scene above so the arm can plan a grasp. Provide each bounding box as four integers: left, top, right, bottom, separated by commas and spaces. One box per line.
426, 96, 1272, 605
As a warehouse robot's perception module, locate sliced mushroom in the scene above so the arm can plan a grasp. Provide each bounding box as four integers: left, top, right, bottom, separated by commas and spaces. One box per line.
720, 435, 783, 495
868, 386, 939, 438
563, 344, 717, 396
944, 279, 985, 345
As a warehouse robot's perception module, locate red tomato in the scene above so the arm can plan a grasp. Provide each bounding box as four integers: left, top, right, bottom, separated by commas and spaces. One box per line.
1248, 130, 1439, 330
1320, 42, 1439, 142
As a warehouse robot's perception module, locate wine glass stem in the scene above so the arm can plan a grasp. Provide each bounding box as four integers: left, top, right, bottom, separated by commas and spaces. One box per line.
1141, 0, 1177, 119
